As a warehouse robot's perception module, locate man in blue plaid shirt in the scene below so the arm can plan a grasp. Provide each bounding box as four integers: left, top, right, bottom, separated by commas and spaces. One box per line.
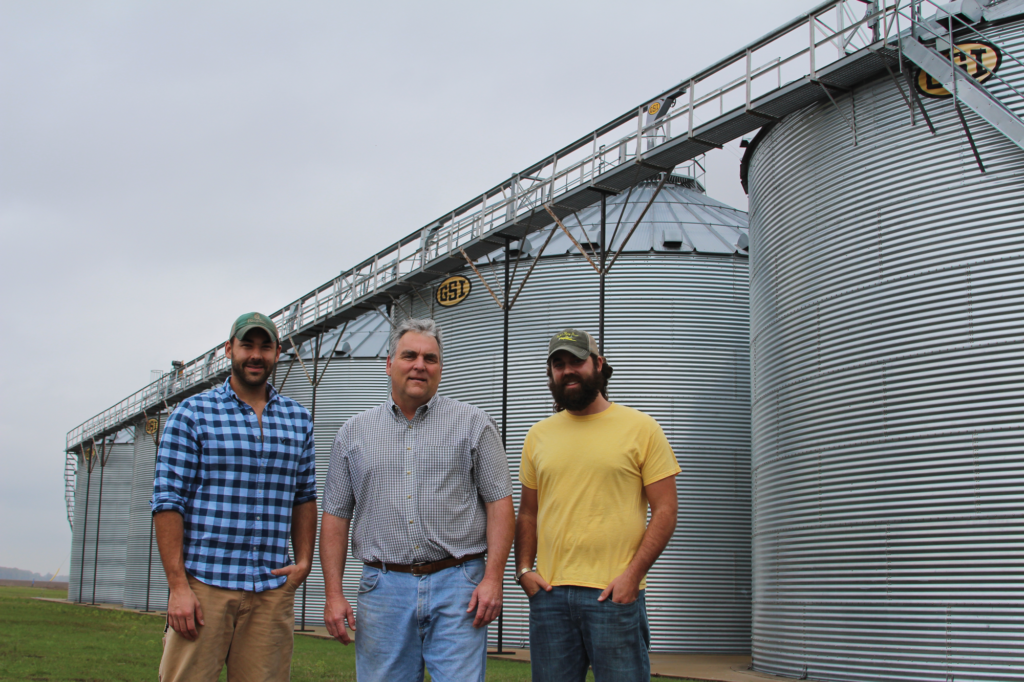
152, 312, 317, 682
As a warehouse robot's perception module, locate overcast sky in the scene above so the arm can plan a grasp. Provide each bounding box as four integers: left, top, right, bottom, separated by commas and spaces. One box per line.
1, 0, 815, 574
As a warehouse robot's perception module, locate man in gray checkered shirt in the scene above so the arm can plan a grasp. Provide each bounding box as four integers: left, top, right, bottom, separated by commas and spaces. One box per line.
319, 318, 514, 682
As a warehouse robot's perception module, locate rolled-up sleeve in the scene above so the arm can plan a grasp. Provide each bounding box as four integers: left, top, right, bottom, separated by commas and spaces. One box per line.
294, 418, 317, 505
472, 416, 513, 503
152, 406, 199, 515
322, 424, 356, 519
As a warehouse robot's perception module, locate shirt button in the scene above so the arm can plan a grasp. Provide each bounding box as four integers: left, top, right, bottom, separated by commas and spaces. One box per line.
407, 447, 411, 450
407, 495, 411, 499
407, 425, 412, 429
256, 516, 261, 520
409, 520, 414, 524
407, 471, 411, 475
415, 545, 419, 550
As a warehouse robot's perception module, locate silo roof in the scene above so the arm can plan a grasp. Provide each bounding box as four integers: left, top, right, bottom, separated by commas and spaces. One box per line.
491, 174, 749, 260
286, 309, 390, 360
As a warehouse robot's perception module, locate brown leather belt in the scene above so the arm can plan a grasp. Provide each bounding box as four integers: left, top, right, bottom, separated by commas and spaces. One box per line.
364, 552, 485, 576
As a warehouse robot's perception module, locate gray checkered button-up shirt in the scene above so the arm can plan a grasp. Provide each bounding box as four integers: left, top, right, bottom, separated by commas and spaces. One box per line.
323, 393, 513, 564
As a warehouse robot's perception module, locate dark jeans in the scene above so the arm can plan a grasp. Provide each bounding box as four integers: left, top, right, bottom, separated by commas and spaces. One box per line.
528, 586, 650, 682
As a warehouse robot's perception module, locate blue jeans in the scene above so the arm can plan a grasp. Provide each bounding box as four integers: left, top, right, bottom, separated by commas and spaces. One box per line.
355, 558, 487, 682
529, 586, 650, 682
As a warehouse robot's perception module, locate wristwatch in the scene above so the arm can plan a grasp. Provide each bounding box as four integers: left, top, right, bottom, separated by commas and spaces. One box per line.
514, 566, 534, 585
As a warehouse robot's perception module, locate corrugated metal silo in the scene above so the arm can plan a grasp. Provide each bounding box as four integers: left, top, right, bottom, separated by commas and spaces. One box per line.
68, 432, 134, 605
746, 10, 1024, 681
273, 311, 390, 628
123, 414, 169, 611
397, 174, 753, 652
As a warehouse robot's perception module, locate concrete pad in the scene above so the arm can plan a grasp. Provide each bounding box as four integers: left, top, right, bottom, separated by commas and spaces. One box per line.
487, 648, 807, 682
37, 597, 152, 612
295, 627, 802, 682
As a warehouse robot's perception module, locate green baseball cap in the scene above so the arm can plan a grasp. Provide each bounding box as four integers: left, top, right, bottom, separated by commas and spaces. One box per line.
230, 312, 280, 344
548, 328, 600, 361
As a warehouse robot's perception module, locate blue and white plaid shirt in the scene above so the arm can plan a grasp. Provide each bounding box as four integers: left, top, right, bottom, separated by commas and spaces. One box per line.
152, 377, 316, 592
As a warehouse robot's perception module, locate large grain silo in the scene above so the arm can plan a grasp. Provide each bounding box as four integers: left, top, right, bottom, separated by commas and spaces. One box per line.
271, 310, 390, 628
397, 173, 753, 652
68, 430, 134, 605
123, 414, 169, 611
745, 6, 1024, 681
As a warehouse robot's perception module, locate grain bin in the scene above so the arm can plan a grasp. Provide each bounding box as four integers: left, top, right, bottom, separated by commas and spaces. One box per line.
746, 9, 1024, 681
398, 173, 753, 652
68, 431, 134, 605
123, 414, 169, 611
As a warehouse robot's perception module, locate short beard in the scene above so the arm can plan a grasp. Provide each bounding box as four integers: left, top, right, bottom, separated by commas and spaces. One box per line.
548, 370, 603, 412
231, 356, 274, 389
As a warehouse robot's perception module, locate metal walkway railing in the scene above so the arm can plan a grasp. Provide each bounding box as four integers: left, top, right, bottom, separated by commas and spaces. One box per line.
65, 0, 1022, 457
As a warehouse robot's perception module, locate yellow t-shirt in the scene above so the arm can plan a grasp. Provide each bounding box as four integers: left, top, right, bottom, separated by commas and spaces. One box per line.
519, 402, 680, 590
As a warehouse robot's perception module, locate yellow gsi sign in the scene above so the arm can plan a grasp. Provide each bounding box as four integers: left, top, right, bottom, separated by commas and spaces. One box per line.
435, 275, 472, 307
916, 41, 1002, 98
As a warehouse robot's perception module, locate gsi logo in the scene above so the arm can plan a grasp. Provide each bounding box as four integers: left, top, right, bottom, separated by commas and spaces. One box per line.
916, 41, 1002, 98
435, 275, 472, 307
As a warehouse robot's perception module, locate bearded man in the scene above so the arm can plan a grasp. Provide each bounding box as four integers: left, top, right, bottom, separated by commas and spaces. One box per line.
152, 312, 317, 682
513, 328, 680, 682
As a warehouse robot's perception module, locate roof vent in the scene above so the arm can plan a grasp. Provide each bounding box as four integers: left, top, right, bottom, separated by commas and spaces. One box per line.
661, 227, 685, 250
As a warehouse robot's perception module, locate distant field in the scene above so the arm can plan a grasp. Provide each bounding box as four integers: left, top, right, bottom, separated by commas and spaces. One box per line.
0, 585, 582, 681
0, 580, 68, 590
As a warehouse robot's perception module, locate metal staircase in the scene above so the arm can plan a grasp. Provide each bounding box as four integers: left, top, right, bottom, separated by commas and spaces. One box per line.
901, 1, 1024, 150
65, 449, 79, 530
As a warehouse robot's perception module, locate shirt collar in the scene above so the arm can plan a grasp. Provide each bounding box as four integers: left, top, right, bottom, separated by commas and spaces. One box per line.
386, 392, 440, 421
218, 376, 279, 407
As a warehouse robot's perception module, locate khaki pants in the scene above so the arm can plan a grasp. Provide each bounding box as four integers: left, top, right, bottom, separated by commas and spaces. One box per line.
159, 575, 297, 682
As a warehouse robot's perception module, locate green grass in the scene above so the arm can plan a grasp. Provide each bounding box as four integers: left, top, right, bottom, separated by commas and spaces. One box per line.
0, 586, 165, 681
0, 587, 704, 681
0, 586, 561, 681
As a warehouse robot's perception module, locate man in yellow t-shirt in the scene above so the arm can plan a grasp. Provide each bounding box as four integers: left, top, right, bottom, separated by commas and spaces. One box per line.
514, 328, 680, 682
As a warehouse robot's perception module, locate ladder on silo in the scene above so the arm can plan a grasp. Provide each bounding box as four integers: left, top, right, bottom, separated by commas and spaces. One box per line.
64, 449, 78, 530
